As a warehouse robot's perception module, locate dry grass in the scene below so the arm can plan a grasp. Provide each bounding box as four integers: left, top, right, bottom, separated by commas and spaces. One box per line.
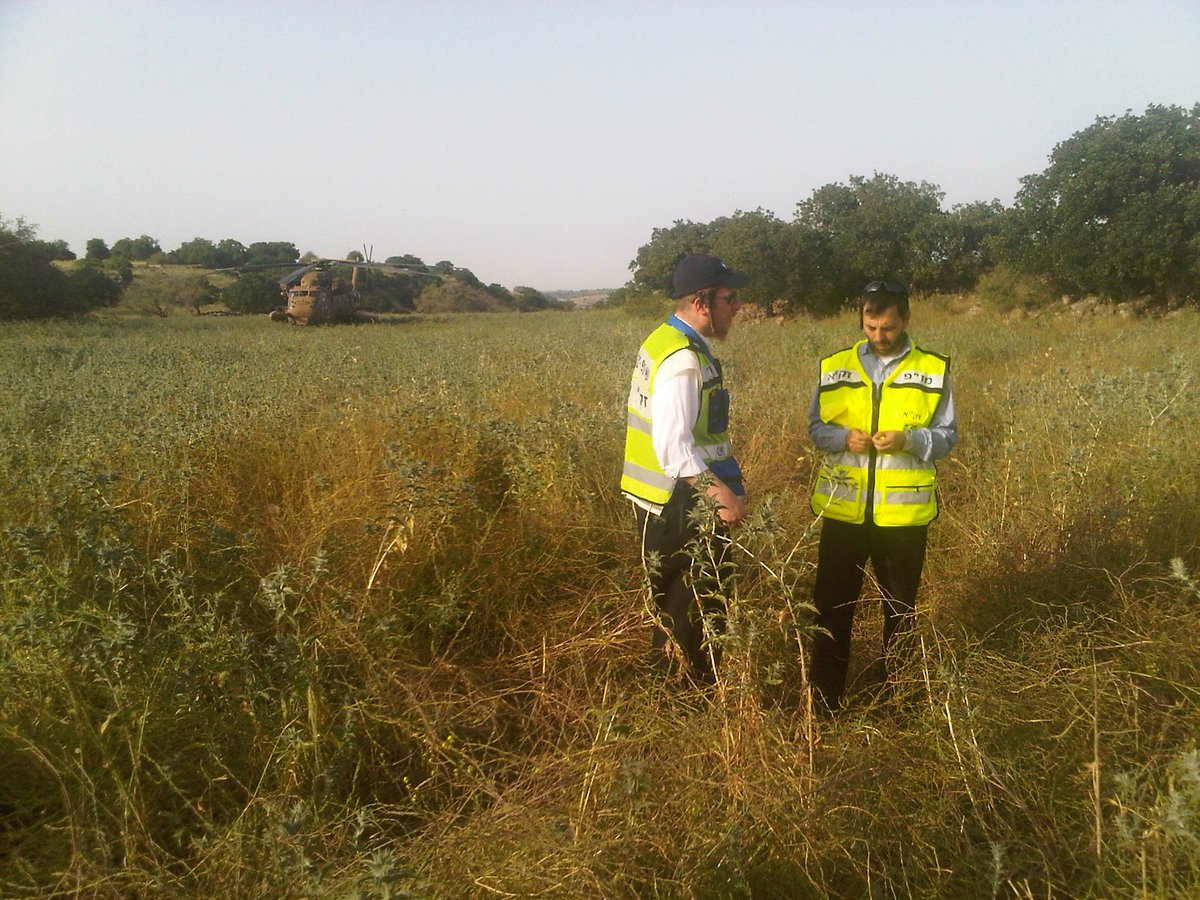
1, 305, 1198, 897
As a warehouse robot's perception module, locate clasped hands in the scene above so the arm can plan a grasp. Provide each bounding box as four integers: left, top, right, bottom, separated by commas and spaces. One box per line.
845, 428, 908, 453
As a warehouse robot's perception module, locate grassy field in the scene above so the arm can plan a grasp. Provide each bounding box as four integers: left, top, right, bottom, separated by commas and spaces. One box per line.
1, 303, 1199, 897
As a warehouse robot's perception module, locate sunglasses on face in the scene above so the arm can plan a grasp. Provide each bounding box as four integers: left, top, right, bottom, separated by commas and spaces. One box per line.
864, 280, 907, 296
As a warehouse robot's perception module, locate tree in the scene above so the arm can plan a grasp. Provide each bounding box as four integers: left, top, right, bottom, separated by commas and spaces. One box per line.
512, 286, 559, 311
111, 235, 161, 260
385, 254, 425, 268
170, 237, 253, 269
247, 242, 301, 266
32, 239, 75, 261
169, 237, 219, 267
222, 271, 282, 314
86, 238, 111, 260
627, 212, 844, 314
0, 216, 121, 318
628, 171, 1011, 315
429, 261, 485, 289
180, 275, 218, 314
940, 200, 1006, 291
486, 283, 514, 304
1002, 104, 1200, 301
773, 222, 838, 315
794, 173, 952, 301
1, 216, 66, 318
65, 265, 122, 309
166, 237, 249, 269
126, 274, 216, 316
355, 268, 423, 312
708, 209, 794, 310
217, 239, 249, 267
102, 256, 135, 286
628, 219, 718, 292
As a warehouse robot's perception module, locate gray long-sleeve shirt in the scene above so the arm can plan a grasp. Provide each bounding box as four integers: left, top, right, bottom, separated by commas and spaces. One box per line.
807, 337, 958, 463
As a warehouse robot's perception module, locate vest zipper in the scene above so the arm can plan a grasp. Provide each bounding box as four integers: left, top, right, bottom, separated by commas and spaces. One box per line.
865, 381, 882, 519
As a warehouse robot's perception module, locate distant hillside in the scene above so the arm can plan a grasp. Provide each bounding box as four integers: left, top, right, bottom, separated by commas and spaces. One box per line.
546, 289, 612, 308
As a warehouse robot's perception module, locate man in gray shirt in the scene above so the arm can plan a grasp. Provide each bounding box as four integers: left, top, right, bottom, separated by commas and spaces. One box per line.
806, 280, 957, 711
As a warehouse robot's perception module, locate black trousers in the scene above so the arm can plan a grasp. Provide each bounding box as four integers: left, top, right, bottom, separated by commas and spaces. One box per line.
635, 485, 731, 683
809, 517, 929, 709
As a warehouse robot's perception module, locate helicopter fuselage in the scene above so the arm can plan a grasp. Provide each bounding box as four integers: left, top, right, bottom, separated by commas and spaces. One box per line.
273, 270, 358, 325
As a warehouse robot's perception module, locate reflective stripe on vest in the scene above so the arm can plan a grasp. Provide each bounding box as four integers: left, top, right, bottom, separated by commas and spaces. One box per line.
811, 340, 948, 526
621, 320, 742, 506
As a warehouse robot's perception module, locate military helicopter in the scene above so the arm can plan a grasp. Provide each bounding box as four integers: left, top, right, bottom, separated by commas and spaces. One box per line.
266, 252, 439, 325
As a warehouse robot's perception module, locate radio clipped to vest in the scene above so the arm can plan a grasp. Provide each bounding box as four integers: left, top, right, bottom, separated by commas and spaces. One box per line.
707, 387, 730, 434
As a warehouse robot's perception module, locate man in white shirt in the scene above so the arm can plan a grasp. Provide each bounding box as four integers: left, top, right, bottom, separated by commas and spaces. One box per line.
621, 254, 751, 682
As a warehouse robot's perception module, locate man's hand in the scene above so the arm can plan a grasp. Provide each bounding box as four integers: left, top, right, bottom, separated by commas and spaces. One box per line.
845, 428, 873, 452
707, 477, 747, 527
872, 430, 909, 453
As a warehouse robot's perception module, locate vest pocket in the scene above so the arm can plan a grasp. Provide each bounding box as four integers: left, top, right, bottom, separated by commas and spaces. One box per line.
875, 482, 937, 526
815, 471, 864, 520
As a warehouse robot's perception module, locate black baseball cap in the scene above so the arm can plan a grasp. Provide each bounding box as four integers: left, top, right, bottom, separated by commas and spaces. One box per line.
671, 254, 752, 299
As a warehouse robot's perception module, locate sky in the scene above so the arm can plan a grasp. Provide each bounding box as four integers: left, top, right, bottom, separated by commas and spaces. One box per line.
1, 1, 1197, 291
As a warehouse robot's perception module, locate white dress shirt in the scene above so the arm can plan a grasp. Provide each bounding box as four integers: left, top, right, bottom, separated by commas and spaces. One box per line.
629, 333, 715, 514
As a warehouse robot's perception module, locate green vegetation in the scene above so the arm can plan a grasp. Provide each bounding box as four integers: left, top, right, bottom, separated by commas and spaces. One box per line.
0, 216, 122, 319
220, 271, 287, 315
1, 306, 1198, 896
974, 264, 1059, 314
85, 238, 111, 261
11, 104, 1196, 322
625, 103, 1199, 313
1001, 104, 1200, 301
1, 100, 1197, 890
0, 238, 565, 320
163, 238, 299, 269
111, 235, 162, 262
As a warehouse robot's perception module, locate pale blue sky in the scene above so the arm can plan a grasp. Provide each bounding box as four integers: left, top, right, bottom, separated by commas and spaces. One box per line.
1, 0, 1196, 290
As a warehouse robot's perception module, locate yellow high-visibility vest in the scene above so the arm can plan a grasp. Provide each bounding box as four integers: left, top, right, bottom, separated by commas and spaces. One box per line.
621, 319, 742, 507
811, 340, 948, 526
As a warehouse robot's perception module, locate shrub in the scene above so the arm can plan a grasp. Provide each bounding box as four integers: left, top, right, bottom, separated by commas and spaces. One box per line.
415, 280, 503, 313
602, 286, 671, 318
0, 216, 121, 318
222, 271, 283, 314
975, 263, 1057, 312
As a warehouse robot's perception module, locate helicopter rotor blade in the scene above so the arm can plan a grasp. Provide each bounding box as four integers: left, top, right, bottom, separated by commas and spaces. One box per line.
210, 261, 302, 274
279, 265, 315, 286
322, 260, 441, 278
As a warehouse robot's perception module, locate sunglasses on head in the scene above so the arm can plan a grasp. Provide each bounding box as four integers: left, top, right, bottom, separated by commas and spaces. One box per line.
864, 280, 907, 296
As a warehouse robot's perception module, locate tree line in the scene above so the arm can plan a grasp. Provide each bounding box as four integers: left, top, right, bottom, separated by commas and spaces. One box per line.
0, 225, 567, 318
618, 103, 1199, 314
3, 103, 1196, 320
83, 236, 302, 270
